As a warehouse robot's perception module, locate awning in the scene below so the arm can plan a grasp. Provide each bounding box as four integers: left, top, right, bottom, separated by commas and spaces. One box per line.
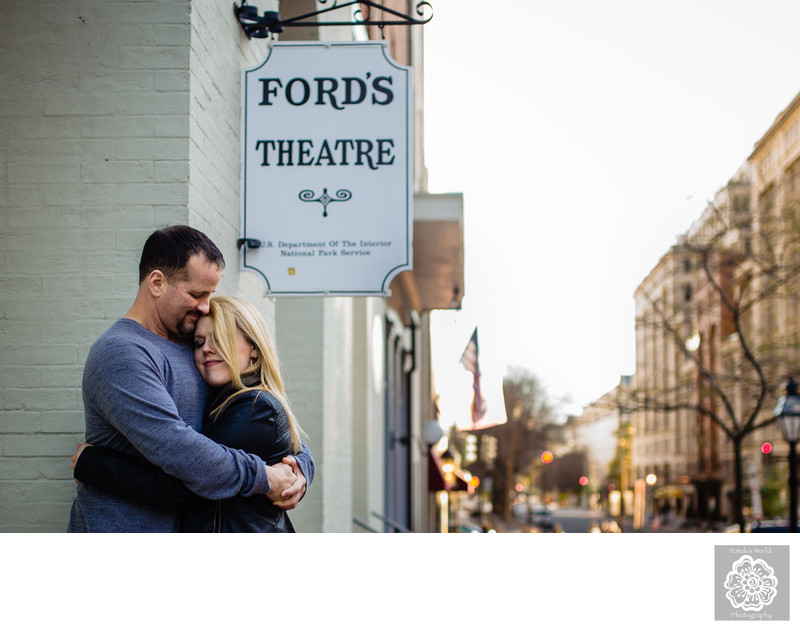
390, 192, 464, 317
428, 451, 470, 492
413, 192, 464, 310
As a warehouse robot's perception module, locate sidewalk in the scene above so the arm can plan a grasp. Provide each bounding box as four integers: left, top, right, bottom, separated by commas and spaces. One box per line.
481, 513, 543, 533
641, 517, 728, 533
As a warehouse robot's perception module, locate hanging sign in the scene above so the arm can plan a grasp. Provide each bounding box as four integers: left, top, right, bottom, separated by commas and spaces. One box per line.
240, 41, 413, 295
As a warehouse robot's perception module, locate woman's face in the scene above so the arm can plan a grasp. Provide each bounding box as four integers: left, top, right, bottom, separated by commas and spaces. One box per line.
193, 316, 255, 387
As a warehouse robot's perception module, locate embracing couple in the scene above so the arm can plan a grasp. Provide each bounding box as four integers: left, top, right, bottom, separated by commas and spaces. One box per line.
68, 225, 315, 533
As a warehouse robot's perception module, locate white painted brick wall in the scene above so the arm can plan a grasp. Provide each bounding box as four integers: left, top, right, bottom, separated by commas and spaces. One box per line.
276, 296, 360, 532
351, 299, 387, 532
0, 0, 193, 532
0, 0, 316, 531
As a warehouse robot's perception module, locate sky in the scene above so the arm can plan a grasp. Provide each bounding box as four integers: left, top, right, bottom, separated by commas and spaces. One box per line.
422, 0, 800, 424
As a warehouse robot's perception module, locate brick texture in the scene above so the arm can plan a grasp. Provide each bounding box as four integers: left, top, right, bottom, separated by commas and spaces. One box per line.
0, 0, 194, 532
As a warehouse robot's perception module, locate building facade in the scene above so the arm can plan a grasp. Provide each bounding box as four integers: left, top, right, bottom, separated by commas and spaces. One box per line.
631, 90, 800, 526
0, 0, 463, 532
632, 241, 699, 519
744, 89, 800, 521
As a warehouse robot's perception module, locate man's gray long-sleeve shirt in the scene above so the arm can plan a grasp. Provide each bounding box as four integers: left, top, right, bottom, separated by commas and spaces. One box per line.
68, 318, 309, 532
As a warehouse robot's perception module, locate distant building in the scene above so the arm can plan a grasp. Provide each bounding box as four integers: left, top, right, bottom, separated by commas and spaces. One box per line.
633, 238, 699, 518
569, 380, 629, 488
631, 88, 800, 525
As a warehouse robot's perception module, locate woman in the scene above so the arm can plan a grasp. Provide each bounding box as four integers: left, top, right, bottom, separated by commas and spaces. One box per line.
73, 295, 306, 532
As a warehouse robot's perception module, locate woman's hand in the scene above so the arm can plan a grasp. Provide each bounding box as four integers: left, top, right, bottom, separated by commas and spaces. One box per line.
71, 442, 92, 470
71, 442, 92, 484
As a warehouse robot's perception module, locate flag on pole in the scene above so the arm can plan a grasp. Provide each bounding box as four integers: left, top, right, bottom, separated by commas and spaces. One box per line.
460, 328, 487, 426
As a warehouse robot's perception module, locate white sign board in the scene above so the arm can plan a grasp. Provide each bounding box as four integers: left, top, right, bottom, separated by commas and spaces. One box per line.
241, 41, 413, 295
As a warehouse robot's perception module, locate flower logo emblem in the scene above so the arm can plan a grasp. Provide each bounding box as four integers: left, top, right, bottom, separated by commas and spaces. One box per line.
724, 555, 778, 612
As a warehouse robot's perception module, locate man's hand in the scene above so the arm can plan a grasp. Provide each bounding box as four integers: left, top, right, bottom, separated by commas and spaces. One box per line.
71, 442, 92, 470
272, 455, 307, 510
265, 460, 298, 503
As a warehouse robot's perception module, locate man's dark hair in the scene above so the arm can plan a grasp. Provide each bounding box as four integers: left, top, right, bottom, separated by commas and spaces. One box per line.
138, 225, 225, 283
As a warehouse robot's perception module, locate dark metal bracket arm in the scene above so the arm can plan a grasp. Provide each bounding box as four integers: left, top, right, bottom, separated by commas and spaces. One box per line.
233, 1, 433, 39
238, 238, 265, 249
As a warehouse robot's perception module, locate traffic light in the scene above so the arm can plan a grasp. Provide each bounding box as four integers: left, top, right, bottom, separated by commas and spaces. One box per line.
464, 434, 477, 463
761, 442, 774, 473
541, 450, 554, 464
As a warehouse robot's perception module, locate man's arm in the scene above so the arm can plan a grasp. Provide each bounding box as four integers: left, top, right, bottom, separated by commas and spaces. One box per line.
293, 439, 316, 487
74, 444, 202, 509
83, 338, 277, 500
72, 442, 303, 510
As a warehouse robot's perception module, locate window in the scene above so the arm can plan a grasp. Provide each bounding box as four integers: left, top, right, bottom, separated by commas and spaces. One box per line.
786, 157, 800, 199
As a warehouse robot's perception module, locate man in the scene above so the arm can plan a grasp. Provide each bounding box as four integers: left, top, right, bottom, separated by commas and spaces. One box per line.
68, 226, 314, 532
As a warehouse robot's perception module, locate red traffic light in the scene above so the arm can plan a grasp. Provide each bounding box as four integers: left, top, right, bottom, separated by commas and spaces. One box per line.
541, 450, 554, 464
761, 442, 773, 455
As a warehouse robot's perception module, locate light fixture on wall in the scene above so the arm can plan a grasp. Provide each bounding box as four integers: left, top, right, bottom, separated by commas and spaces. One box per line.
233, 1, 434, 40
422, 419, 444, 446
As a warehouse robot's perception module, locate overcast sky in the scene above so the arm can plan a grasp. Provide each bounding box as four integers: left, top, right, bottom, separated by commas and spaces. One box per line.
422, 0, 800, 424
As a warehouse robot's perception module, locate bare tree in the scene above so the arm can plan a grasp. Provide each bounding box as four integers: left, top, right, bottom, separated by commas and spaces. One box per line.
633, 188, 800, 532
465, 367, 558, 522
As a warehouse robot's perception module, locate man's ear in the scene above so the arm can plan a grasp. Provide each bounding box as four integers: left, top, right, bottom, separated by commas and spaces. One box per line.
147, 270, 167, 297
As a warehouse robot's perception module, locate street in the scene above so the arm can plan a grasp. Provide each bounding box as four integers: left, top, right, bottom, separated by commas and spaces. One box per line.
502, 503, 612, 533
497, 503, 711, 533
545, 506, 607, 533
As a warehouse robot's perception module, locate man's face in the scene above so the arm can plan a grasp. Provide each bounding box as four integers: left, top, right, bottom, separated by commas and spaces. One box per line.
158, 254, 222, 341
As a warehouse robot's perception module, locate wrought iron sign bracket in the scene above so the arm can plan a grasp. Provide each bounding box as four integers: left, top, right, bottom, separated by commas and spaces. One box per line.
238, 238, 265, 249
233, 1, 433, 39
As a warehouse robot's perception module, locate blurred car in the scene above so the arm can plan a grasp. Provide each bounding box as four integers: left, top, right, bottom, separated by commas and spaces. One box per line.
723, 519, 790, 533
533, 509, 554, 531
751, 520, 789, 533
512, 501, 528, 521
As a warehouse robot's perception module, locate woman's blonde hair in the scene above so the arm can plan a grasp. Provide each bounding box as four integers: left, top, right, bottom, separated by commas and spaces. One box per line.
204, 295, 303, 453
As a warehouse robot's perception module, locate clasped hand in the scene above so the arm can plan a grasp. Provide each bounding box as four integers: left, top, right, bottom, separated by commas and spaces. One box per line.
266, 455, 307, 510
72, 441, 306, 510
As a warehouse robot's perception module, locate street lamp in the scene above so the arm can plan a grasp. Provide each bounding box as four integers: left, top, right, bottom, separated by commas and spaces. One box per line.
440, 448, 456, 484
438, 448, 456, 533
646, 473, 657, 530
773, 377, 800, 533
